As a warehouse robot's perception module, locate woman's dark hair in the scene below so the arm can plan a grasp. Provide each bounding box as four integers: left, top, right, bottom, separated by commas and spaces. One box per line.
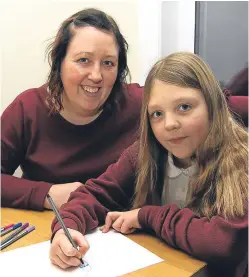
45, 8, 130, 113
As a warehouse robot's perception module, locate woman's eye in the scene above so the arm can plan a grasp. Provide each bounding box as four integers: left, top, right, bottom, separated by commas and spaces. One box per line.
103, 60, 114, 66
78, 58, 88, 64
178, 104, 192, 112
150, 111, 162, 118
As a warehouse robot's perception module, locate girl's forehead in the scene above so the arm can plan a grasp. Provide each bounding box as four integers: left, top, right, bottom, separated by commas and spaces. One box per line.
148, 81, 203, 103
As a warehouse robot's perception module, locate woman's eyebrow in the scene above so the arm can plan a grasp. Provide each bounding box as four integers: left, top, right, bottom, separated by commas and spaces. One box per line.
73, 52, 117, 59
74, 51, 93, 57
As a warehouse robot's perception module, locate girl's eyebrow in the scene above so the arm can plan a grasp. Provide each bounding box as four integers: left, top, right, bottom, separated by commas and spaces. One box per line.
172, 96, 197, 104
148, 96, 197, 110
147, 104, 161, 111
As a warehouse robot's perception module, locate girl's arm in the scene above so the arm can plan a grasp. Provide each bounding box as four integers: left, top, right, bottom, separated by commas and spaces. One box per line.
138, 204, 248, 264
51, 143, 138, 237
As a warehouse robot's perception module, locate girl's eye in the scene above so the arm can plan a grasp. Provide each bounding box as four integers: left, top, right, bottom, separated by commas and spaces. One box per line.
103, 60, 114, 66
178, 104, 192, 112
150, 111, 162, 118
78, 58, 89, 64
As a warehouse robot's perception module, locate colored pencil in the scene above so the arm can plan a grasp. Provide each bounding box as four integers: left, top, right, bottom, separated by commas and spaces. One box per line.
0, 226, 35, 250
0, 224, 14, 232
0, 223, 22, 237
1, 223, 29, 245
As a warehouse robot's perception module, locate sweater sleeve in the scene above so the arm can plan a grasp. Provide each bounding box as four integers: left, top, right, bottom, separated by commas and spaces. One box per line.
51, 143, 138, 237
138, 205, 248, 264
1, 97, 53, 210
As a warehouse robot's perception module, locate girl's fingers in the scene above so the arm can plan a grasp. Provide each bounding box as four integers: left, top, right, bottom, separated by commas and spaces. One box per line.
121, 226, 136, 234
102, 212, 122, 233
50, 230, 89, 269
120, 220, 130, 234
99, 225, 105, 231
112, 216, 125, 232
57, 245, 81, 267
70, 231, 90, 257
51, 255, 71, 269
78, 242, 90, 257
58, 234, 78, 258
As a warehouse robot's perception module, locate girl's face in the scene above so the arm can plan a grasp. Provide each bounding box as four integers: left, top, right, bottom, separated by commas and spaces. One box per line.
148, 80, 209, 167
60, 26, 119, 117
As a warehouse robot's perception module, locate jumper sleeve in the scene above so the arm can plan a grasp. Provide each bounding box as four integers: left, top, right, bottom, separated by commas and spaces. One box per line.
1, 98, 53, 210
51, 143, 138, 238
138, 204, 248, 264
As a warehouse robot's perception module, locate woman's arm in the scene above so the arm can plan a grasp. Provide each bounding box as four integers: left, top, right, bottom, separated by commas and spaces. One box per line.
1, 98, 53, 210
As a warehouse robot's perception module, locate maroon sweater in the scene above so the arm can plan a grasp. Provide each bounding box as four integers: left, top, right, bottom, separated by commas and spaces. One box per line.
1, 84, 142, 210
52, 143, 248, 277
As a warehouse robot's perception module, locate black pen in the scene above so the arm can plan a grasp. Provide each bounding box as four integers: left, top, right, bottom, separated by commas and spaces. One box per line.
46, 194, 85, 267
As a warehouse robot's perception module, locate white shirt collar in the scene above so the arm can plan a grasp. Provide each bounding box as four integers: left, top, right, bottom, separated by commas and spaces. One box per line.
167, 152, 198, 178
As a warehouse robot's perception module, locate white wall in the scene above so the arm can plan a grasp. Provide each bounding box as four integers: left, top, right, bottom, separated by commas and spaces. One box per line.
161, 0, 195, 57
137, 0, 195, 84
137, 0, 162, 85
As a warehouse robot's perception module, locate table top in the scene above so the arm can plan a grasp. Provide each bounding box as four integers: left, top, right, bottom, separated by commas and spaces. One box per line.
1, 208, 207, 277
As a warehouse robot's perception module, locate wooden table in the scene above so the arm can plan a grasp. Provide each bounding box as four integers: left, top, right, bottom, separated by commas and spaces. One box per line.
1, 208, 207, 276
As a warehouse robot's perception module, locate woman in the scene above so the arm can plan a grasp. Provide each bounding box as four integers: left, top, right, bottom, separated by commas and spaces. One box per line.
1, 8, 142, 210
49, 52, 248, 277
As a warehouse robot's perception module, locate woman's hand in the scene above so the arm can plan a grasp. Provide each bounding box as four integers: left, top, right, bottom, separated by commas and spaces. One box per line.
44, 182, 83, 210
49, 228, 90, 269
100, 208, 141, 234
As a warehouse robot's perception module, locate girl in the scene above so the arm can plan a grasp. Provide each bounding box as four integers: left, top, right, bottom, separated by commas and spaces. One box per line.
50, 52, 248, 277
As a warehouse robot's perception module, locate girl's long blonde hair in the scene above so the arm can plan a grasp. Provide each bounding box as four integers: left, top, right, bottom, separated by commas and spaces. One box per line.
133, 52, 248, 219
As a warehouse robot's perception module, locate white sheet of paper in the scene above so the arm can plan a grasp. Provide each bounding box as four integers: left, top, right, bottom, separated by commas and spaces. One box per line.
0, 229, 163, 276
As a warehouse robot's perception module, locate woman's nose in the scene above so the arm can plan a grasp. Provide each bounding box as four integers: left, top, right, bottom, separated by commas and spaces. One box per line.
88, 65, 102, 83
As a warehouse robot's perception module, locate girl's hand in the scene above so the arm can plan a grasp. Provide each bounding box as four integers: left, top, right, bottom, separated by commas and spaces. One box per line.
100, 208, 141, 234
49, 228, 90, 269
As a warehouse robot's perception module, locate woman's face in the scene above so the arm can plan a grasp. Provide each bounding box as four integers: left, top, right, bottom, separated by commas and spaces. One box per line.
148, 80, 209, 167
60, 26, 119, 117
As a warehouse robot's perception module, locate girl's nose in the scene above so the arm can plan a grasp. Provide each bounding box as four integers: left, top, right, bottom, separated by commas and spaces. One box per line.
164, 114, 180, 131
